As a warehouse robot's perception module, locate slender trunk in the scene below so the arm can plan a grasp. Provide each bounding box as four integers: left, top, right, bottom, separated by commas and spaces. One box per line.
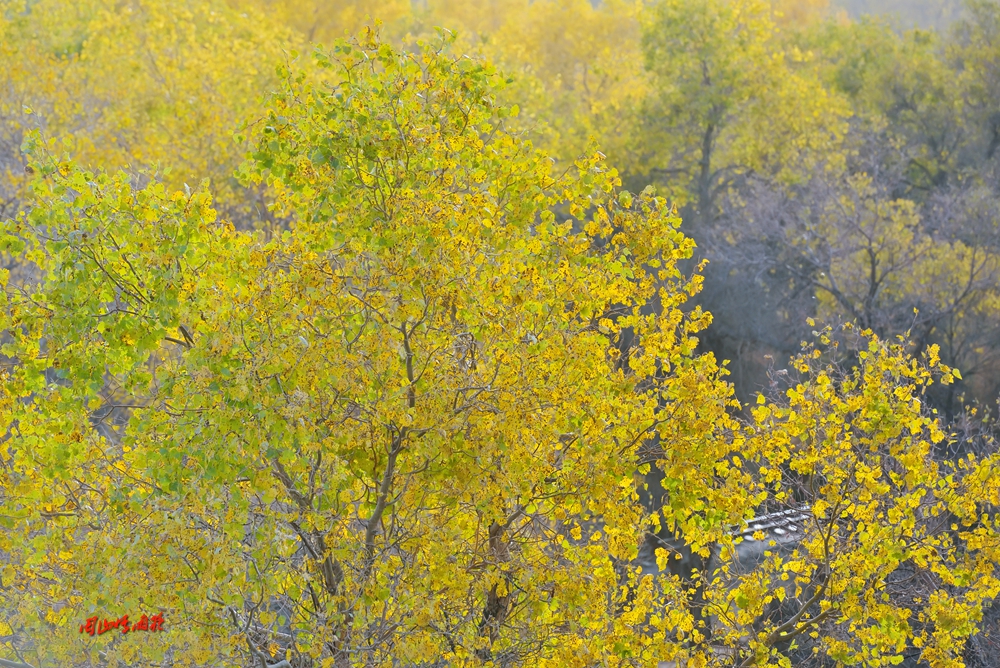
697, 121, 716, 227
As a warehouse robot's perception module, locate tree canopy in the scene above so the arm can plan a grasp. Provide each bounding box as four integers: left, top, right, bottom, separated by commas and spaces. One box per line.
2, 2, 1000, 667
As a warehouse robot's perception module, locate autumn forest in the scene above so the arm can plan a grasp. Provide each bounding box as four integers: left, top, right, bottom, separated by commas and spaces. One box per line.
2, 0, 1000, 667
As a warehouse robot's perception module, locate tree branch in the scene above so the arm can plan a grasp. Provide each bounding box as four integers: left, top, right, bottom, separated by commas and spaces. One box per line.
0, 658, 35, 668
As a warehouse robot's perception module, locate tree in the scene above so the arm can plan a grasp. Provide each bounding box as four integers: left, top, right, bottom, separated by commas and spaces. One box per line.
696, 125, 1000, 415
229, 0, 651, 172
0, 30, 738, 667
447, 0, 649, 173
707, 326, 1000, 668
0, 0, 292, 231
637, 0, 848, 227
950, 0, 1000, 166
800, 16, 969, 195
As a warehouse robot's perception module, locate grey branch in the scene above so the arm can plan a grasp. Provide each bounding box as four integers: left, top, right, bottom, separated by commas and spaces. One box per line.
0, 659, 35, 668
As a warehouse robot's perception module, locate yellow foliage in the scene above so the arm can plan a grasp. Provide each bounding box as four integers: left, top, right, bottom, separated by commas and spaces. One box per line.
0, 3, 997, 667
0, 0, 292, 228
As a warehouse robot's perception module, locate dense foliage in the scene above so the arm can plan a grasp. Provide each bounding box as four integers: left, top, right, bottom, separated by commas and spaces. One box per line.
2, 1, 1000, 667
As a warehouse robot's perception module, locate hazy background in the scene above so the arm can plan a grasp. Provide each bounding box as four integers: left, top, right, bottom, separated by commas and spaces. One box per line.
834, 0, 964, 28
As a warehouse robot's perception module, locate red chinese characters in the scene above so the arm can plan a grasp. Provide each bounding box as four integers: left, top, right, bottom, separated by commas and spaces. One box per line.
79, 612, 165, 636
133, 612, 164, 632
